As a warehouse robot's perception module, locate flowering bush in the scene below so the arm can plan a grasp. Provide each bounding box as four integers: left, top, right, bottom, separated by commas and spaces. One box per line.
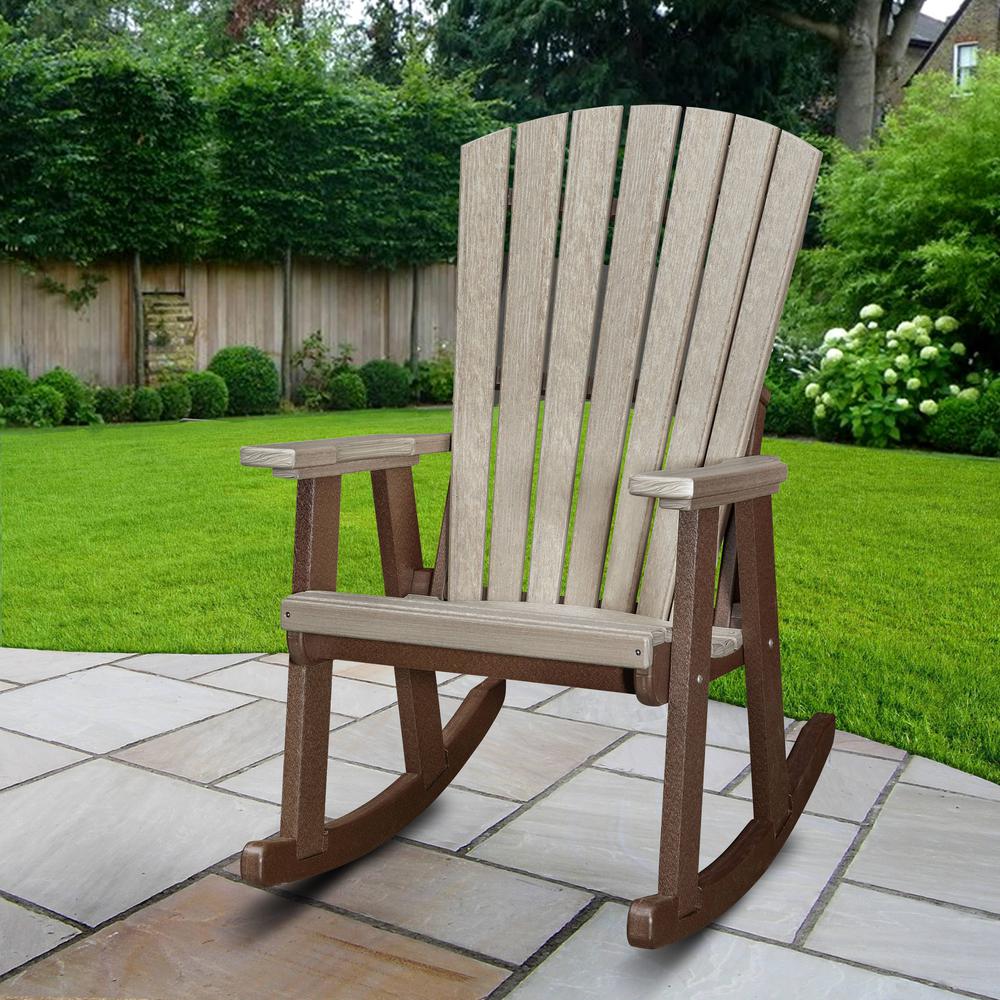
802, 307, 989, 447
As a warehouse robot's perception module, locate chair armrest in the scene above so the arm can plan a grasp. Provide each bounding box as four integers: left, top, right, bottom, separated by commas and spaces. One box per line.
629, 455, 787, 510
241, 432, 451, 479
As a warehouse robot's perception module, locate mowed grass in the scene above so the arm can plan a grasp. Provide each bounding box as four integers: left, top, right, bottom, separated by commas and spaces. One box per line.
1, 409, 998, 782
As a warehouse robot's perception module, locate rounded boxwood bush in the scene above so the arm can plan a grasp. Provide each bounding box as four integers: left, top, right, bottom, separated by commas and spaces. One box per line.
0, 367, 31, 408
8, 384, 66, 427
359, 359, 411, 408
208, 346, 280, 416
924, 397, 979, 453
185, 371, 229, 419
764, 382, 813, 437
132, 386, 163, 422
327, 369, 367, 410
158, 379, 192, 421
95, 385, 135, 423
34, 367, 98, 424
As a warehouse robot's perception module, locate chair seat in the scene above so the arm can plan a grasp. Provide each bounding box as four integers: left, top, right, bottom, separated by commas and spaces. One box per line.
281, 591, 743, 670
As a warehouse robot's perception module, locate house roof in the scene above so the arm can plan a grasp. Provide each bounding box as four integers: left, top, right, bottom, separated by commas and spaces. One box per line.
910, 10, 947, 46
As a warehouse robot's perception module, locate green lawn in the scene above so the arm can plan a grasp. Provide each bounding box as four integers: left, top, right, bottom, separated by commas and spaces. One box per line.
1, 409, 998, 783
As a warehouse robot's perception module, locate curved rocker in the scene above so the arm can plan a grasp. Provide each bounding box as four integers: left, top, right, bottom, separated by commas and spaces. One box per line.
241, 677, 505, 886
627, 711, 835, 948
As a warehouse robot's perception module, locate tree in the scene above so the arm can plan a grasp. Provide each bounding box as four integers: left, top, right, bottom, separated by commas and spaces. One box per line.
226, 0, 304, 39
362, 0, 406, 83
432, 0, 832, 131
762, 0, 925, 148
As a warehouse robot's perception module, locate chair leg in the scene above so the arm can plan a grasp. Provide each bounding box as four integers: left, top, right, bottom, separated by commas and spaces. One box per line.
628, 498, 835, 949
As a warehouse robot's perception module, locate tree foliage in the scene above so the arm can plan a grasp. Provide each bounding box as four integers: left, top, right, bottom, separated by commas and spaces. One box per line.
787, 56, 1000, 362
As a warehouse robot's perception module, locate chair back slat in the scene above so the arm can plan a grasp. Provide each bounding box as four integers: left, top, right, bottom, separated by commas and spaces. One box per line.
449, 128, 511, 602
487, 113, 569, 601
527, 106, 623, 604
449, 107, 820, 617
562, 105, 681, 608
600, 108, 733, 612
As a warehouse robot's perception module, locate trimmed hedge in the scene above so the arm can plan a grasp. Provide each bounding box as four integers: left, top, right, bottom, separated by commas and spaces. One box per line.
34, 367, 98, 425
764, 382, 813, 437
8, 384, 66, 427
131, 386, 163, 422
208, 346, 280, 416
359, 359, 411, 409
185, 371, 229, 419
158, 379, 192, 421
94, 385, 134, 423
0, 368, 31, 408
327, 370, 367, 410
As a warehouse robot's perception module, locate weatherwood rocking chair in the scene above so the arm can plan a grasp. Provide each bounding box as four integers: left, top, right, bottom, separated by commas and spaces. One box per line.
238, 105, 835, 948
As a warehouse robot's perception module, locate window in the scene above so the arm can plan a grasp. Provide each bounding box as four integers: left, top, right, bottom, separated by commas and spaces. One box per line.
954, 42, 978, 87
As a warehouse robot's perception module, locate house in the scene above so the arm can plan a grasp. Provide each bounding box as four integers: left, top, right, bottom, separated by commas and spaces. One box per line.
912, 0, 1000, 84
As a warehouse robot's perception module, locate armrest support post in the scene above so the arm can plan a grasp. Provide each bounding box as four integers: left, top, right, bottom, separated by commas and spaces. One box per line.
292, 477, 340, 594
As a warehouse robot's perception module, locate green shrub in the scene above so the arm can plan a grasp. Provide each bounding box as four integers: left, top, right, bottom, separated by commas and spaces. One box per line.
208, 346, 280, 416
765, 383, 813, 437
34, 367, 99, 424
132, 386, 163, 422
800, 307, 986, 447
413, 344, 454, 404
0, 368, 31, 408
359, 358, 411, 408
8, 384, 66, 427
185, 371, 229, 419
158, 379, 192, 421
924, 397, 980, 453
94, 385, 134, 423
327, 370, 368, 410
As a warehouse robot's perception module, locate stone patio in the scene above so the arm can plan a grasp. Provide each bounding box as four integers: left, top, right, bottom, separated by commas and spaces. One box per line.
0, 646, 997, 998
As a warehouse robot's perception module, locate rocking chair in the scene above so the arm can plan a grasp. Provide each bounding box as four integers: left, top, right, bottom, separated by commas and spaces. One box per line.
238, 105, 835, 948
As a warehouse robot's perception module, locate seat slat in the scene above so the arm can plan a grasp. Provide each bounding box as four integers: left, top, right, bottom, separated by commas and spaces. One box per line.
601, 109, 734, 612
638, 116, 780, 619
282, 591, 743, 670
488, 113, 569, 601
563, 105, 681, 609
449, 128, 511, 602
528, 106, 623, 604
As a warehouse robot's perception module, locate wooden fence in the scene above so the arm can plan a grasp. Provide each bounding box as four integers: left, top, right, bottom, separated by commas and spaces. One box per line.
0, 257, 458, 386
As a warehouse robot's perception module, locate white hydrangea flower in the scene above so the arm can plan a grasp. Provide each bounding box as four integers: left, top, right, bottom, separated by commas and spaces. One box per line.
919, 345, 939, 360
896, 398, 910, 409
846, 339, 859, 351
906, 377, 921, 391
822, 347, 844, 365
886, 338, 899, 349
949, 384, 961, 395
913, 315, 933, 331
859, 304, 884, 320
958, 387, 980, 401
820, 391, 833, 406
867, 321, 879, 329
914, 332, 931, 347
894, 353, 910, 368
804, 382, 820, 399
814, 403, 827, 419
823, 328, 848, 343
896, 321, 916, 337
883, 368, 898, 384
849, 322, 866, 337
919, 399, 938, 415
935, 315, 959, 333
950, 341, 966, 355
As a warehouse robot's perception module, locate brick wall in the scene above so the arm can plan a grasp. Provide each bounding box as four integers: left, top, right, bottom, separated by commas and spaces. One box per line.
919, 0, 1000, 76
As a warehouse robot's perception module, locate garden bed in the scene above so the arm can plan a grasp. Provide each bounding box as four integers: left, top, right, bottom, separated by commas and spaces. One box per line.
1, 409, 997, 783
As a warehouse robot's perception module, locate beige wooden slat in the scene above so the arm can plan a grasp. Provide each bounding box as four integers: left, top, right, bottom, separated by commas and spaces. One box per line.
601, 108, 734, 612
638, 115, 781, 619
562, 104, 681, 608
487, 113, 569, 601
526, 106, 623, 604
705, 132, 821, 468
448, 127, 512, 602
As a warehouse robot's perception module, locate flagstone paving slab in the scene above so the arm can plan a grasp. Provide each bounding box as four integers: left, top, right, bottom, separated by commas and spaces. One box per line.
508, 902, 958, 999
808, 882, 1000, 998
0, 665, 254, 753
901, 755, 1000, 802
846, 782, 1000, 913
0, 759, 278, 925
440, 675, 567, 708
0, 898, 78, 977
786, 720, 906, 761
594, 733, 749, 790
197, 660, 398, 717
289, 840, 591, 963
0, 648, 122, 684
0, 875, 508, 1000
113, 700, 350, 783
116, 652, 262, 680
0, 681, 16, 691
0, 730, 88, 791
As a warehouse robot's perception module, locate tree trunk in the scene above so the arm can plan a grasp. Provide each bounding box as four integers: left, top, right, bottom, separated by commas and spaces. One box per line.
281, 247, 293, 400
834, 0, 881, 149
